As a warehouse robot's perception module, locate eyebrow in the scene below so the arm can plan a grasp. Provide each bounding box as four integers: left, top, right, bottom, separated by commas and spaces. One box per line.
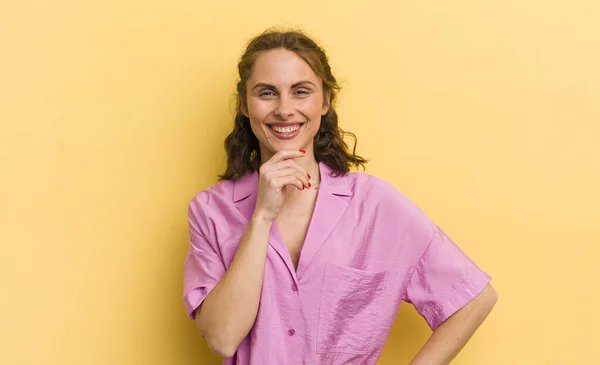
251, 80, 317, 91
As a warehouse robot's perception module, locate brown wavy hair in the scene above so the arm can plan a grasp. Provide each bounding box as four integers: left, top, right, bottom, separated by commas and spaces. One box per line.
219, 28, 367, 180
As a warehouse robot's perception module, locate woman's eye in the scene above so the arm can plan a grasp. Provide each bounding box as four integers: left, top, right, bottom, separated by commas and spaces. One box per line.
259, 91, 275, 97
295, 89, 310, 95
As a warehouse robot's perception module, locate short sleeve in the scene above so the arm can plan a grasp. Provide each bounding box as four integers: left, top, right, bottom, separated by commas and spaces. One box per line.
403, 225, 491, 330
182, 201, 226, 320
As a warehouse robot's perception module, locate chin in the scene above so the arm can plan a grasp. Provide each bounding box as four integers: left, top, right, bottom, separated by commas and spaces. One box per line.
272, 142, 304, 152
260, 140, 309, 157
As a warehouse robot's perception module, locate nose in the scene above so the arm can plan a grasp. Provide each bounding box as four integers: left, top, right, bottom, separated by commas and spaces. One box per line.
273, 95, 294, 119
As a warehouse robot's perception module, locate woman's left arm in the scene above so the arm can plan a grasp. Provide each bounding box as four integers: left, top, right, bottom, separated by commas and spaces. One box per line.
409, 283, 498, 365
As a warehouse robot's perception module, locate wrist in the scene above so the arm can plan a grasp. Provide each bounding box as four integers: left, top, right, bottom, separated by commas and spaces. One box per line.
250, 210, 276, 225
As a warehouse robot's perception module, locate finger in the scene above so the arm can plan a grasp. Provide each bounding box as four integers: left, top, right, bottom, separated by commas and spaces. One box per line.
272, 175, 305, 191
266, 161, 310, 187
263, 149, 307, 166
268, 158, 309, 178
267, 167, 310, 188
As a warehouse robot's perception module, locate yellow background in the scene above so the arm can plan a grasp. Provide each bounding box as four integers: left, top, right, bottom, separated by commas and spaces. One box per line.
1, 0, 599, 364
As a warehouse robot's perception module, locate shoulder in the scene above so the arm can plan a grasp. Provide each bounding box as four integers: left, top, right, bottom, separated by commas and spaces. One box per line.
347, 171, 434, 237
348, 171, 423, 212
188, 179, 236, 221
189, 179, 235, 206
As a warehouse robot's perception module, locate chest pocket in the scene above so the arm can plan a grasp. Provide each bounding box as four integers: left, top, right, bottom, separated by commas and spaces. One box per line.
317, 263, 389, 354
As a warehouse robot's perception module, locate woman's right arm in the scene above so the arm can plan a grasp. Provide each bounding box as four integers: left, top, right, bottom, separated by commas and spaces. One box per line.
195, 212, 273, 358
194, 150, 309, 358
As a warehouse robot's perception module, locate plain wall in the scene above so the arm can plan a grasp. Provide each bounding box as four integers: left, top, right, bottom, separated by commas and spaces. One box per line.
1, 0, 599, 364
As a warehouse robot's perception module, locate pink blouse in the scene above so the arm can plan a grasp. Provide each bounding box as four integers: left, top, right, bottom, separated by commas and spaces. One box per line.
183, 162, 491, 364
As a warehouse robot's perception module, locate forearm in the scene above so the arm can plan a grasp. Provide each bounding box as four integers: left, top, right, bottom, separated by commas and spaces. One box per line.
409, 284, 498, 365
195, 213, 273, 357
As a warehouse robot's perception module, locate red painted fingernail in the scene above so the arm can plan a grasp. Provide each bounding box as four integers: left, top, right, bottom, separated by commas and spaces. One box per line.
308, 182, 312, 188
299, 149, 306, 154
308, 173, 311, 179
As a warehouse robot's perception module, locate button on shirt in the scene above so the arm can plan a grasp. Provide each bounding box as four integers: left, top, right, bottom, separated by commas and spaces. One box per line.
183, 162, 491, 365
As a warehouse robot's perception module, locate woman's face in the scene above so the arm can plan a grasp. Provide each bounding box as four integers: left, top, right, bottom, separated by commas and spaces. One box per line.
244, 49, 329, 162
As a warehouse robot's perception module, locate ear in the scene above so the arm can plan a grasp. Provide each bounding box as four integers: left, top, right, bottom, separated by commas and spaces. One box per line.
321, 90, 331, 115
241, 103, 249, 118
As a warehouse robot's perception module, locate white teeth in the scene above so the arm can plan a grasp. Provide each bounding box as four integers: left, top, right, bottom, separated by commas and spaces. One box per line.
271, 124, 301, 134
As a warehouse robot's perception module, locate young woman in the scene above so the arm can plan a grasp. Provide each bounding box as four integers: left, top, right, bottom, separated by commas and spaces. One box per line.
183, 29, 497, 365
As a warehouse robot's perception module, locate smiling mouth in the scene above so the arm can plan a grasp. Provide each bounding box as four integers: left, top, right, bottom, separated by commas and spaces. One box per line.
266, 122, 306, 140
268, 123, 303, 134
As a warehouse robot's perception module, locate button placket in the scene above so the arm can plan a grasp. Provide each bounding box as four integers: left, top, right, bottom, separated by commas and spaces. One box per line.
286, 276, 300, 341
